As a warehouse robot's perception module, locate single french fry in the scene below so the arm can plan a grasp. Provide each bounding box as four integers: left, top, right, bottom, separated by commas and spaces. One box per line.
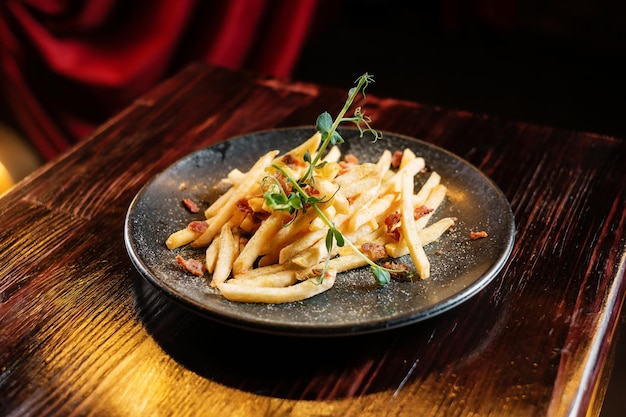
211, 224, 236, 287
295, 253, 367, 280
400, 170, 430, 279
276, 132, 322, 164
418, 216, 456, 245
227, 269, 298, 288
399, 148, 417, 169
234, 263, 295, 280
290, 240, 328, 268
385, 217, 456, 258
322, 145, 341, 163
315, 161, 340, 181
415, 184, 447, 231
246, 197, 265, 212
166, 226, 203, 250
233, 211, 286, 274
376, 149, 393, 177
217, 270, 336, 304
239, 214, 261, 234
226, 168, 245, 185
205, 236, 220, 273
413, 171, 441, 207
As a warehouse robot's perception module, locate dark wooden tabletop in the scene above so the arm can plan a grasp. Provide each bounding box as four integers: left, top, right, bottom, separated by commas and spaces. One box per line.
1, 63, 624, 417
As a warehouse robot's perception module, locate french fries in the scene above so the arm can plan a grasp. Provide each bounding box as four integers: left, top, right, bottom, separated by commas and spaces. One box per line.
167, 133, 456, 304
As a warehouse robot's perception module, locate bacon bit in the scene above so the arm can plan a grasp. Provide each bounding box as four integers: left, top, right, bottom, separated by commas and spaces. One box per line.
274, 171, 292, 194
385, 211, 402, 241
188, 220, 208, 234
236, 198, 253, 214
344, 154, 359, 165
310, 268, 323, 278
176, 254, 206, 276
414, 205, 434, 220
303, 185, 320, 196
338, 153, 359, 175
470, 230, 489, 240
391, 150, 403, 168
182, 198, 200, 213
236, 198, 270, 222
307, 268, 333, 280
252, 210, 270, 223
381, 261, 410, 278
361, 242, 387, 261
281, 153, 306, 167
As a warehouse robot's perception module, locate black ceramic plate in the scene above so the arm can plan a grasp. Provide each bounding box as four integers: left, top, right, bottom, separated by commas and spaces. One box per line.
124, 127, 515, 336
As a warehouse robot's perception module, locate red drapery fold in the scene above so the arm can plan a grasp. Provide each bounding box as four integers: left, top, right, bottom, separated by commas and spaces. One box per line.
0, 0, 320, 160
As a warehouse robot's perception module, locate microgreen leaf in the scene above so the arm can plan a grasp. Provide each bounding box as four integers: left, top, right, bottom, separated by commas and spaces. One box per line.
316, 112, 333, 135
329, 131, 344, 145
371, 266, 391, 285
332, 228, 344, 247
325, 229, 334, 252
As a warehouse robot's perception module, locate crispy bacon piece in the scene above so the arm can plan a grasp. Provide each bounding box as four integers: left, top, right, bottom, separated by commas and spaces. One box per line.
381, 261, 410, 278
344, 154, 359, 165
281, 153, 306, 167
414, 205, 434, 220
236, 198, 270, 223
188, 220, 208, 234
182, 198, 200, 213
385, 211, 402, 241
273, 171, 292, 194
391, 150, 403, 168
176, 254, 206, 276
253, 211, 270, 222
303, 185, 320, 196
236, 198, 253, 214
361, 242, 387, 261
470, 230, 489, 240
338, 153, 359, 175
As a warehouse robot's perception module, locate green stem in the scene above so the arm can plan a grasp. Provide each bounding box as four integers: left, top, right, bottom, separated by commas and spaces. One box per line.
310, 74, 371, 169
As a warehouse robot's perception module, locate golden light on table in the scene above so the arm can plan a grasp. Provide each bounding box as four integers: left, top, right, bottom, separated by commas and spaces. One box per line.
0, 162, 14, 194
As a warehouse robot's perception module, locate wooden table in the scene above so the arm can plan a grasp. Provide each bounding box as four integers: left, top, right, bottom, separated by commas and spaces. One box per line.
1, 63, 624, 417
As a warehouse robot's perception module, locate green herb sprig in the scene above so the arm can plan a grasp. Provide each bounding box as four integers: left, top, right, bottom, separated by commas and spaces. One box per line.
263, 73, 410, 285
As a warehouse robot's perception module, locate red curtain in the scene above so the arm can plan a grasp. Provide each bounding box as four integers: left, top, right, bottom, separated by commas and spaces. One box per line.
0, 0, 320, 160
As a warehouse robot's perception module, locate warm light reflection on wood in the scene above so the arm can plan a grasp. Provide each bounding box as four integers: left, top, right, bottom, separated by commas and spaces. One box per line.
0, 162, 14, 194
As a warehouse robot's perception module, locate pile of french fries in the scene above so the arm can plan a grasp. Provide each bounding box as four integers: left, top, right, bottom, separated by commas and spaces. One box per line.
166, 132, 456, 304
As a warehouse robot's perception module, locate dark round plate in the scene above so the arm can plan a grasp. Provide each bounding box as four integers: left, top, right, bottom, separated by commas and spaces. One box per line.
124, 127, 515, 336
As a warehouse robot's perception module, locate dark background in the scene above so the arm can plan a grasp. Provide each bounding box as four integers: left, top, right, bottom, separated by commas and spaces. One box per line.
294, 0, 625, 139
294, 1, 625, 416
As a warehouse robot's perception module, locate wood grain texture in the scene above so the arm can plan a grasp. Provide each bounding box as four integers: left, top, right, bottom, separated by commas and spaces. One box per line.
0, 63, 624, 417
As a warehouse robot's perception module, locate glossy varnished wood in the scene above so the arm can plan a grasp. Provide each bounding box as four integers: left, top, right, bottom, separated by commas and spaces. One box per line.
0, 63, 624, 416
